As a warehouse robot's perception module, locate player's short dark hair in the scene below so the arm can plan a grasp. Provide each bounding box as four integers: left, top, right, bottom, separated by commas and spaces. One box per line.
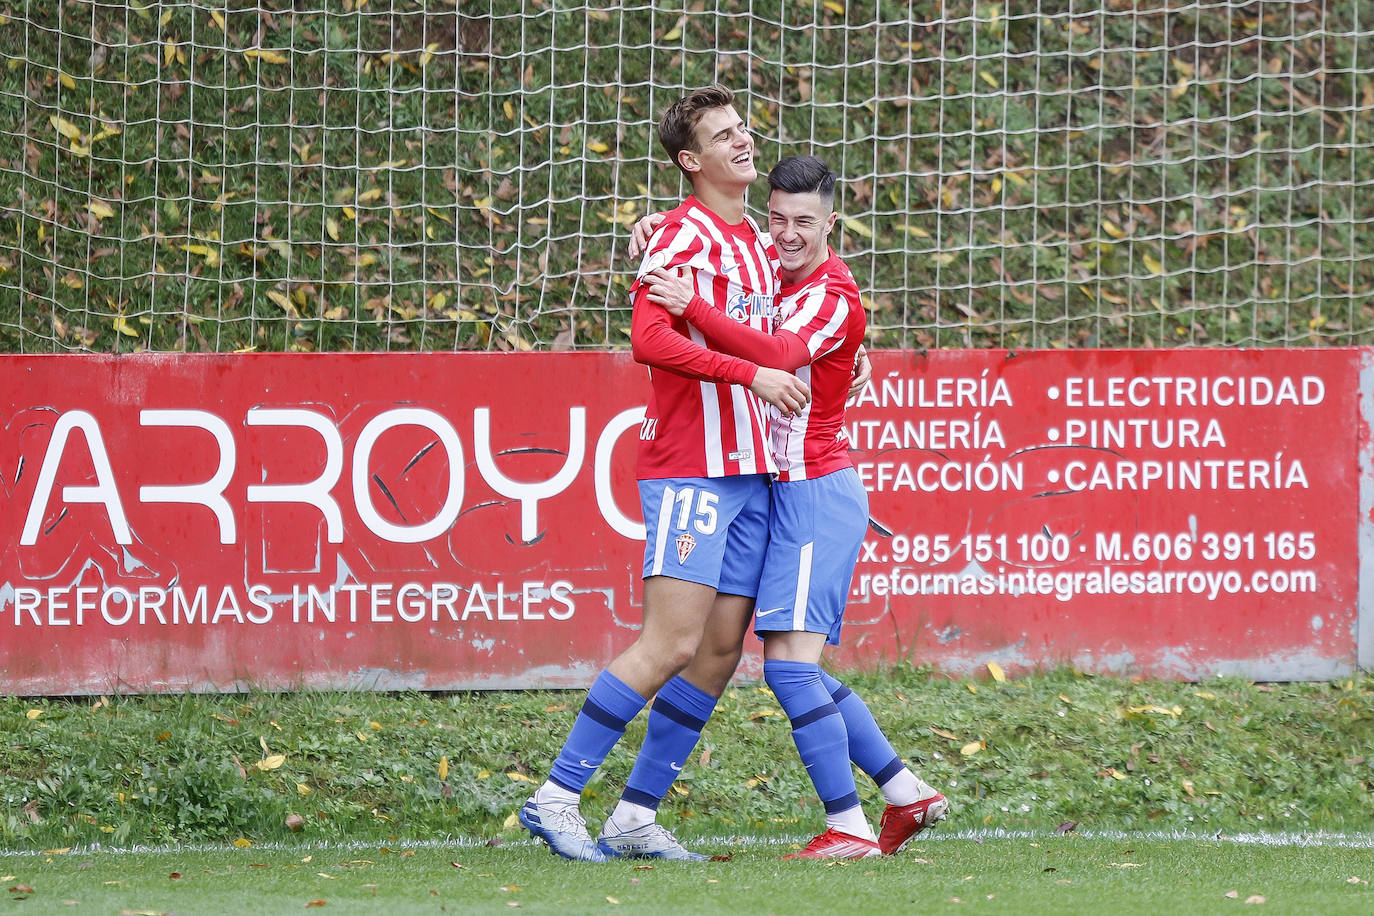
767, 155, 837, 207
659, 85, 736, 177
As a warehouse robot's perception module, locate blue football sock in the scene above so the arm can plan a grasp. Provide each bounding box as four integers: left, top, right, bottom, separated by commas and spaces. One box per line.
765, 659, 858, 815
818, 669, 906, 787
547, 670, 647, 794
620, 675, 718, 810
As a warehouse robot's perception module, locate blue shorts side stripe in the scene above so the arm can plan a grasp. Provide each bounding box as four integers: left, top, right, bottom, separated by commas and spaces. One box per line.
648, 486, 675, 577
790, 541, 813, 631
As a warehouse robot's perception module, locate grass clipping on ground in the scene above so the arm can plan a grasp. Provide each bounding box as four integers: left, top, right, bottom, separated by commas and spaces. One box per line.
3, 668, 1371, 850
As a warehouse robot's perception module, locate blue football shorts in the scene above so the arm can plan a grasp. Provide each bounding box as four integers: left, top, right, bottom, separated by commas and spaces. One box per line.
753, 466, 869, 645
639, 474, 771, 596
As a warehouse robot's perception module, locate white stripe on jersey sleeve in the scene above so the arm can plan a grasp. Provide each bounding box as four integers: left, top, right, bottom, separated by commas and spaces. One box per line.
781, 284, 849, 358
638, 220, 702, 279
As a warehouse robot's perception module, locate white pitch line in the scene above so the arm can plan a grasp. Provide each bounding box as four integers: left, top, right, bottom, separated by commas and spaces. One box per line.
3, 828, 1374, 857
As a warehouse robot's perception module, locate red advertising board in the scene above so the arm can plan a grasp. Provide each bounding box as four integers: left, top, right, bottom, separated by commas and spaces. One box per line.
1, 349, 1369, 693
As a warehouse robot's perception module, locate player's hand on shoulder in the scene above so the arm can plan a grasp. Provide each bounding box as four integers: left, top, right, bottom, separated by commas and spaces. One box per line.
628, 212, 668, 259
848, 344, 872, 401
642, 267, 694, 317
750, 367, 811, 417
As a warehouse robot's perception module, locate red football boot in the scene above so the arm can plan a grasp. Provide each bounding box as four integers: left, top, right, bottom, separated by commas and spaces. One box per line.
878, 792, 949, 855
783, 828, 882, 860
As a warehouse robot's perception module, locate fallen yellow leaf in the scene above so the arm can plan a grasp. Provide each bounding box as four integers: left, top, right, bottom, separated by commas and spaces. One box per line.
265, 290, 295, 315
986, 661, 1007, 683
244, 48, 289, 65
233, 837, 252, 848
437, 755, 449, 781
255, 754, 286, 771
842, 218, 873, 239
960, 740, 986, 757
51, 116, 83, 141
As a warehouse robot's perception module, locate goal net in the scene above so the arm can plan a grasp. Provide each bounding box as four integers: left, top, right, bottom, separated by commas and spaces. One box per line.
1, 1, 1370, 353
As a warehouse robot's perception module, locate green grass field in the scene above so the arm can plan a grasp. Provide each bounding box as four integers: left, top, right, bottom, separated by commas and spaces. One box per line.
6, 669, 1372, 851
4, 668, 1373, 912
4, 834, 1373, 915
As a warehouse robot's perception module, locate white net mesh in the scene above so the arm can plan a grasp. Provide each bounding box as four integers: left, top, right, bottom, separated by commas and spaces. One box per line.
1, 0, 1370, 353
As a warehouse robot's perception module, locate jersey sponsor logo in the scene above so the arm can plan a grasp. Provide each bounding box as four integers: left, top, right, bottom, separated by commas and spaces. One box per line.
669, 761, 684, 771
639, 418, 657, 440
675, 532, 696, 564
755, 606, 788, 618
726, 291, 775, 322
727, 449, 752, 461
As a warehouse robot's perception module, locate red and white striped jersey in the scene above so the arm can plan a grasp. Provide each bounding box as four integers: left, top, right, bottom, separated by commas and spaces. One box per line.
630, 196, 780, 480
770, 250, 866, 481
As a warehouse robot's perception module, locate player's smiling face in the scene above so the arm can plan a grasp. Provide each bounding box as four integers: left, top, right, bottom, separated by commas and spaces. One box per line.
681, 106, 755, 190
768, 189, 836, 282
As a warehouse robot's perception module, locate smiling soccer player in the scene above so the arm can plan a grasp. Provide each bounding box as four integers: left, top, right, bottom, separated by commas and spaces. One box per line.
517, 85, 811, 863
643, 155, 948, 859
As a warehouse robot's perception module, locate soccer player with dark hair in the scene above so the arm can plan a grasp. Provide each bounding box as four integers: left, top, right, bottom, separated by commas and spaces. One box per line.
518, 85, 811, 862
641, 155, 948, 859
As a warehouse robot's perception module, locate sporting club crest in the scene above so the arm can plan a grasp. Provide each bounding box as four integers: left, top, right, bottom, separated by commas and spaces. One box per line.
675, 533, 696, 564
